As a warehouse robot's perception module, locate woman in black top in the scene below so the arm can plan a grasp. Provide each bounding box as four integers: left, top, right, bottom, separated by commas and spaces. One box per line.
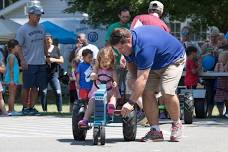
41, 34, 64, 112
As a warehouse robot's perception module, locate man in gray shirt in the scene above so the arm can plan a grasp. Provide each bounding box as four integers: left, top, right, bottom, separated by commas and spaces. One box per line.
16, 5, 48, 115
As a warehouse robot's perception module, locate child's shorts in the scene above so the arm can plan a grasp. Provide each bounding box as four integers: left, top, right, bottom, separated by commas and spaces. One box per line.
79, 88, 90, 100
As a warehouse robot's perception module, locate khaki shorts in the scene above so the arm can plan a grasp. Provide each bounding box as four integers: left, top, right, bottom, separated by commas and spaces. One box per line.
145, 57, 186, 95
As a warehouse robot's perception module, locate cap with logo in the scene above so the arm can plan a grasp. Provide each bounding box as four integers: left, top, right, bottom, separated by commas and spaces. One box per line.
210, 26, 220, 36
27, 5, 44, 15
148, 1, 164, 14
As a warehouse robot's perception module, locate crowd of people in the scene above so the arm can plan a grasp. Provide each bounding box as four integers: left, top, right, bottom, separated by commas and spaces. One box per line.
0, 0, 228, 143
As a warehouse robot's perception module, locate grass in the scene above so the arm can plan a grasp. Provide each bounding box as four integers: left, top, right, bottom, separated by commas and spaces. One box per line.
3, 90, 72, 116
4, 103, 72, 116
6, 102, 221, 117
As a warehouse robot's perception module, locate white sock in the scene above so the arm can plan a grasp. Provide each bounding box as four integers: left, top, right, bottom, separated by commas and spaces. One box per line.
173, 119, 181, 124
150, 125, 160, 131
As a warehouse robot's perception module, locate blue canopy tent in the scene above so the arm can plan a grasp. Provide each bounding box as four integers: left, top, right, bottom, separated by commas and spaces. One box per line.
41, 21, 76, 44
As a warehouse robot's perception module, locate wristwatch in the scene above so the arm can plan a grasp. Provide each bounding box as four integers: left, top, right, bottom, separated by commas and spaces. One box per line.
127, 99, 135, 106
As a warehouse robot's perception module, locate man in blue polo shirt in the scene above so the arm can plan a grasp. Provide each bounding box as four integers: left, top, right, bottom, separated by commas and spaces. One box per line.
109, 25, 186, 142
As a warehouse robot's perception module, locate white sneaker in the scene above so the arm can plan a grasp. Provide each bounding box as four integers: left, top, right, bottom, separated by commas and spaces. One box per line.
170, 121, 183, 142
224, 113, 228, 118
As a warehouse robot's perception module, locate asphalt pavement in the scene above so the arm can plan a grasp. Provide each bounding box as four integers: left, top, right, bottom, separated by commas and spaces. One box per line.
0, 116, 228, 152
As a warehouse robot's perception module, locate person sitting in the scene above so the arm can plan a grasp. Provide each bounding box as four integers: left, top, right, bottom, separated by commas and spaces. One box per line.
214, 51, 228, 117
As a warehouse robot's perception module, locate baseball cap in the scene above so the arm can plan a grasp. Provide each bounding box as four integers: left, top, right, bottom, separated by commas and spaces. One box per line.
45, 33, 52, 38
210, 26, 220, 36
149, 1, 164, 14
27, 5, 44, 15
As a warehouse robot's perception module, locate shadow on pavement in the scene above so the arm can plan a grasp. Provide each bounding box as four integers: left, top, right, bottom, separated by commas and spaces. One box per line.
186, 117, 228, 128
57, 138, 141, 145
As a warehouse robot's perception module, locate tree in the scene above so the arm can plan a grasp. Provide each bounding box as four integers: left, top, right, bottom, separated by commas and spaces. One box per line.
64, 0, 228, 33
165, 0, 228, 33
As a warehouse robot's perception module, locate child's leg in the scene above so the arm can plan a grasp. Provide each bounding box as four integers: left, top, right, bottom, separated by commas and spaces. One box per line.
8, 83, 17, 112
0, 92, 7, 115
83, 98, 95, 121
216, 102, 224, 117
78, 98, 95, 127
69, 90, 77, 113
107, 95, 117, 115
225, 100, 228, 114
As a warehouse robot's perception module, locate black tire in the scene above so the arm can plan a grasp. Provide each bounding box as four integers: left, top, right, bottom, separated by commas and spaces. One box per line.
122, 109, 137, 141
100, 126, 105, 145
72, 101, 87, 141
93, 127, 99, 145
194, 99, 207, 118
179, 94, 185, 120
184, 92, 194, 124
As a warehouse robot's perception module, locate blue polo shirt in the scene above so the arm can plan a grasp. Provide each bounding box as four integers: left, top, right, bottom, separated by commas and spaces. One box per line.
126, 25, 185, 70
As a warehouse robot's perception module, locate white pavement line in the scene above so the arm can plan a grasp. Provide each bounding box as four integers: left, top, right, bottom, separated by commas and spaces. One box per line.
0, 125, 71, 131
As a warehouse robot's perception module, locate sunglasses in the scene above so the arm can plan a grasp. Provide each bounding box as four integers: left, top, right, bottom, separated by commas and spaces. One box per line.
120, 15, 130, 19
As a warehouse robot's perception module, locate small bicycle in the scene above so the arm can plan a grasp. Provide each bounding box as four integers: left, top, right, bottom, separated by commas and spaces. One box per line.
72, 74, 137, 145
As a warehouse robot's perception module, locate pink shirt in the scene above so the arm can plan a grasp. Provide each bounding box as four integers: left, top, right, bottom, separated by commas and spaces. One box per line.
130, 14, 170, 32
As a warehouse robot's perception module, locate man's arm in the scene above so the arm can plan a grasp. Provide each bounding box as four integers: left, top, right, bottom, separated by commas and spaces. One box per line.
16, 28, 28, 69
129, 68, 150, 102
18, 46, 28, 70
127, 62, 137, 78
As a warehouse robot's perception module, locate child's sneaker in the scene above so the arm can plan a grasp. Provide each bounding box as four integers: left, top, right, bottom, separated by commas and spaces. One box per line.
8, 111, 22, 116
170, 121, 183, 142
107, 104, 115, 115
78, 119, 89, 129
140, 129, 164, 142
0, 111, 8, 117
224, 113, 228, 118
22, 107, 30, 115
29, 107, 40, 116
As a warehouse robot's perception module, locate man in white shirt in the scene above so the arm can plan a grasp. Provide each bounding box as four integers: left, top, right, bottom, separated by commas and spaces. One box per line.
75, 33, 99, 63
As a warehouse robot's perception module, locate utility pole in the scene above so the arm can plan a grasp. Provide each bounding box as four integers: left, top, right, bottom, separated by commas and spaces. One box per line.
3, 0, 5, 8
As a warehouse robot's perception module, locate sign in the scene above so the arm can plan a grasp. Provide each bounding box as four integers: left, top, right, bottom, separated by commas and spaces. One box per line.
88, 32, 98, 42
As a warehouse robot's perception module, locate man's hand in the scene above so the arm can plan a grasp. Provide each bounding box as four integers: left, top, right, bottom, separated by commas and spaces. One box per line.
121, 102, 134, 117
21, 60, 28, 70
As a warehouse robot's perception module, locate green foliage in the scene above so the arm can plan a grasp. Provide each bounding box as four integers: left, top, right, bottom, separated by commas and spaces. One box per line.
165, 0, 228, 33
64, 0, 151, 25
65, 0, 228, 32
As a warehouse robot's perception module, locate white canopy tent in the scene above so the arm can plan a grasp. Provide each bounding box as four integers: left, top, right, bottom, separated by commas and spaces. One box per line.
0, 18, 21, 42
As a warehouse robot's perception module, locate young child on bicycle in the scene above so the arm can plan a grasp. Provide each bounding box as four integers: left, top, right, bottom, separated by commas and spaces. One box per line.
78, 47, 120, 128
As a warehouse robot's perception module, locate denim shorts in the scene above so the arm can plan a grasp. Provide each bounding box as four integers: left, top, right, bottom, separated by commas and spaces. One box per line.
23, 65, 48, 89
